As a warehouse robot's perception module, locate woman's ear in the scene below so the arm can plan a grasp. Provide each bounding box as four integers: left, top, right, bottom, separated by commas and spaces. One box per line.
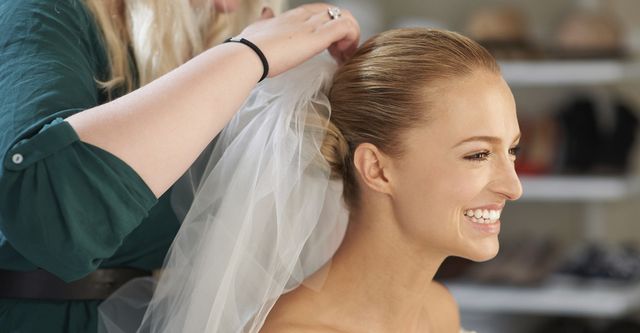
352, 143, 393, 195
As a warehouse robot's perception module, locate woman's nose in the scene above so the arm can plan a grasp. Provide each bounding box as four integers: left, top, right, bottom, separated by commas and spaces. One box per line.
492, 157, 523, 201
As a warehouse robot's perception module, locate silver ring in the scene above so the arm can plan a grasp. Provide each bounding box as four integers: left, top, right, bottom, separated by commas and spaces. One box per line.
328, 7, 341, 20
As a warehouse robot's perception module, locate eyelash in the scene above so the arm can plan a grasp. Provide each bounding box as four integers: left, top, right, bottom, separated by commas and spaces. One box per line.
465, 151, 491, 161
464, 145, 521, 162
509, 145, 521, 157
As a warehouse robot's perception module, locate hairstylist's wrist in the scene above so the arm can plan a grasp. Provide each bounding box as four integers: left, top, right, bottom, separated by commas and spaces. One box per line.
224, 37, 269, 82
217, 41, 264, 84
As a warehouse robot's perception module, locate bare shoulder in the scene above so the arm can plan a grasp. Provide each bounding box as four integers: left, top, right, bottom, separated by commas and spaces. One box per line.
426, 281, 461, 332
260, 287, 348, 333
261, 322, 348, 333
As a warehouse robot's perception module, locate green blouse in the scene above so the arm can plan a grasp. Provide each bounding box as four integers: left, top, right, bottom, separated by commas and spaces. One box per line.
0, 0, 181, 331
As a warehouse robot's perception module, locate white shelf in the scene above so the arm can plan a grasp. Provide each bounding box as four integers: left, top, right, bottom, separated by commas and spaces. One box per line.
500, 60, 640, 86
446, 278, 640, 317
519, 175, 640, 202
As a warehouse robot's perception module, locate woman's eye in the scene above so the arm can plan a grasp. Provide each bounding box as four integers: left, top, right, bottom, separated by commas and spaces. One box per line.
465, 151, 491, 161
509, 145, 521, 158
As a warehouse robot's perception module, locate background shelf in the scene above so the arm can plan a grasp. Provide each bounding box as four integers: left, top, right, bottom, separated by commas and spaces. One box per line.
446, 278, 640, 318
519, 175, 640, 202
500, 60, 640, 86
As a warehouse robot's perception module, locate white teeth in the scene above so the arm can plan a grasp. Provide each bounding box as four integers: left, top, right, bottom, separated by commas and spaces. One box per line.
464, 208, 502, 224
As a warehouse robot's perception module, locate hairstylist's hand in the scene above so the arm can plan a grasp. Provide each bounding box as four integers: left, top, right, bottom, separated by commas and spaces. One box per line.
237, 3, 360, 78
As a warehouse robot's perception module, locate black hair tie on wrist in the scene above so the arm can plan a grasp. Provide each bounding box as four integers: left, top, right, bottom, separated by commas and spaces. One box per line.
224, 37, 269, 82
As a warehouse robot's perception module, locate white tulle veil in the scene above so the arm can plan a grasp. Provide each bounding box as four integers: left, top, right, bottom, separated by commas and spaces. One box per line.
99, 53, 349, 333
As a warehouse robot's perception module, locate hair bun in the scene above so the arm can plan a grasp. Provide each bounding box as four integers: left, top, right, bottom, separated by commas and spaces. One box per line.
321, 120, 350, 178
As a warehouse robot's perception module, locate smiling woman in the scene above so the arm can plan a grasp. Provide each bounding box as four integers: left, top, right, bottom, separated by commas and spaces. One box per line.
321, 29, 522, 264
102, 28, 524, 333
261, 29, 523, 332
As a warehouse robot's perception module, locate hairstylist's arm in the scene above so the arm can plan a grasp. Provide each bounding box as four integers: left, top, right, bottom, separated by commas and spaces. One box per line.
66, 3, 359, 198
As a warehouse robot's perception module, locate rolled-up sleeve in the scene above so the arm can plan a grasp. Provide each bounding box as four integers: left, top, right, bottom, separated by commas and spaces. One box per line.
0, 0, 157, 281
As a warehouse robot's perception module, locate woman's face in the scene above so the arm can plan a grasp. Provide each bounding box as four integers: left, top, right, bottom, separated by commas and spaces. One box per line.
389, 69, 522, 262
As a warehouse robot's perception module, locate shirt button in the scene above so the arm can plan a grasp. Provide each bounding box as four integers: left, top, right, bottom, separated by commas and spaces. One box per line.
11, 153, 24, 164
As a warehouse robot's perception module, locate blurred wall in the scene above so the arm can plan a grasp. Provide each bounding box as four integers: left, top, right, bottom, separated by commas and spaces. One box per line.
291, 0, 640, 53
386, 0, 640, 53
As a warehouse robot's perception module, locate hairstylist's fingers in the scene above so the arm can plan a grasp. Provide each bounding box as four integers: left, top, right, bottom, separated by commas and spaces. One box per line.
329, 39, 358, 64
297, 3, 341, 15
306, 7, 359, 60
318, 10, 360, 63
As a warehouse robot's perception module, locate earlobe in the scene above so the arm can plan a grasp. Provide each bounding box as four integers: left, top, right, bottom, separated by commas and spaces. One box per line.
353, 143, 392, 195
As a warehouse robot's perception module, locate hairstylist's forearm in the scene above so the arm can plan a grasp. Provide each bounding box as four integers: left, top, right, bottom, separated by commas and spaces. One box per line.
67, 2, 361, 198
66, 43, 263, 198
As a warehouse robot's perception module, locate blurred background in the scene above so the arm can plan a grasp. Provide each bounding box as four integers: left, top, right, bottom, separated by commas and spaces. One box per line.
291, 0, 640, 332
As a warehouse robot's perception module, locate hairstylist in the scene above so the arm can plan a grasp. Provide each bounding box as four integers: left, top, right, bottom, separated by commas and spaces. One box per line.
0, 0, 359, 331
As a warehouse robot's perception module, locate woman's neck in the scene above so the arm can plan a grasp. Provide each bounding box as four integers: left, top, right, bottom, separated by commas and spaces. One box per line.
303, 204, 448, 332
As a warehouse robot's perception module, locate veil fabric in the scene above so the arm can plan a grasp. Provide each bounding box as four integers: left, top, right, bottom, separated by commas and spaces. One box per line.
99, 53, 349, 333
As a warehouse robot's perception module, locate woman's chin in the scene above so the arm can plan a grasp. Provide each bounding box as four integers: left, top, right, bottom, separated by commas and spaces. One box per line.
461, 238, 500, 262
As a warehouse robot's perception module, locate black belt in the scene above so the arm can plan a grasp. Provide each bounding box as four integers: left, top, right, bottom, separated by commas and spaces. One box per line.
0, 268, 150, 300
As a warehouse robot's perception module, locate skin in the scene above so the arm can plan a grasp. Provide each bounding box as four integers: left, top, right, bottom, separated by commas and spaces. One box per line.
261, 70, 523, 333
212, 0, 240, 12
66, 2, 360, 197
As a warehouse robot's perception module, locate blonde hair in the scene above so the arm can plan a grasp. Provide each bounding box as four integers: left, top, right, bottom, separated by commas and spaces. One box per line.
324, 28, 500, 208
84, 0, 281, 97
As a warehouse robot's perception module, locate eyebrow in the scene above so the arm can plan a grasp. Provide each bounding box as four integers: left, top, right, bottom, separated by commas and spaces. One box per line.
452, 134, 521, 148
